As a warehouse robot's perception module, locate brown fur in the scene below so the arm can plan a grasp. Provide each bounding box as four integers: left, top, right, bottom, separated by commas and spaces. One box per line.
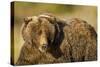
16, 14, 97, 65
60, 18, 97, 62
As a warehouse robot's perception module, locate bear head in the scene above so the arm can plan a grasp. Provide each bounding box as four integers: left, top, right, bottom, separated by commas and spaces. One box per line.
21, 13, 60, 53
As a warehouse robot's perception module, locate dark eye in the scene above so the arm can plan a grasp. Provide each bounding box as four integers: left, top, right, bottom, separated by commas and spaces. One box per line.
38, 30, 42, 35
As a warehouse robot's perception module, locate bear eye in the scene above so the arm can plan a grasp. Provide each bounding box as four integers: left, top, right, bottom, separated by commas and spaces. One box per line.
38, 30, 42, 35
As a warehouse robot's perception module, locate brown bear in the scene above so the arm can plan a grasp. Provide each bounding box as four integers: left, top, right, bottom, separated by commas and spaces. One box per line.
16, 13, 97, 65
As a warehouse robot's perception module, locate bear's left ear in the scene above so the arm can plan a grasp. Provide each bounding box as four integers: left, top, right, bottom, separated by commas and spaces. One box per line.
24, 17, 32, 24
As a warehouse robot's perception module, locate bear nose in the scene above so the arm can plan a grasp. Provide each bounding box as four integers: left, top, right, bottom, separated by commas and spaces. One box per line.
41, 44, 47, 49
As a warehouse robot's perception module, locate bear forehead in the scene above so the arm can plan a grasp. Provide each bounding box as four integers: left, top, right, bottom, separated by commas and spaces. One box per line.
26, 13, 56, 24
26, 16, 55, 31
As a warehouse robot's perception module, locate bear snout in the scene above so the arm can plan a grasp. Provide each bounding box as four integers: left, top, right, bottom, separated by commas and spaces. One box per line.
41, 44, 48, 49
39, 44, 48, 52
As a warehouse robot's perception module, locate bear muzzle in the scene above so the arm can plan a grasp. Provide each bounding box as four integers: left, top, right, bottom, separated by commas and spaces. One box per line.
39, 44, 48, 53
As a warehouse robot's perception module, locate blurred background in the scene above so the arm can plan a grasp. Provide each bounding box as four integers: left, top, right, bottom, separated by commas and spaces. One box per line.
11, 1, 97, 64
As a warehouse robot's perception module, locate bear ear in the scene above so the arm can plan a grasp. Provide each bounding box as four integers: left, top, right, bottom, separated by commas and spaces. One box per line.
24, 17, 32, 24
38, 14, 57, 24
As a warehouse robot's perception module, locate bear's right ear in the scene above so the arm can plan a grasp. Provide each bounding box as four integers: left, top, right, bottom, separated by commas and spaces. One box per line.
38, 14, 57, 24
24, 17, 32, 24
